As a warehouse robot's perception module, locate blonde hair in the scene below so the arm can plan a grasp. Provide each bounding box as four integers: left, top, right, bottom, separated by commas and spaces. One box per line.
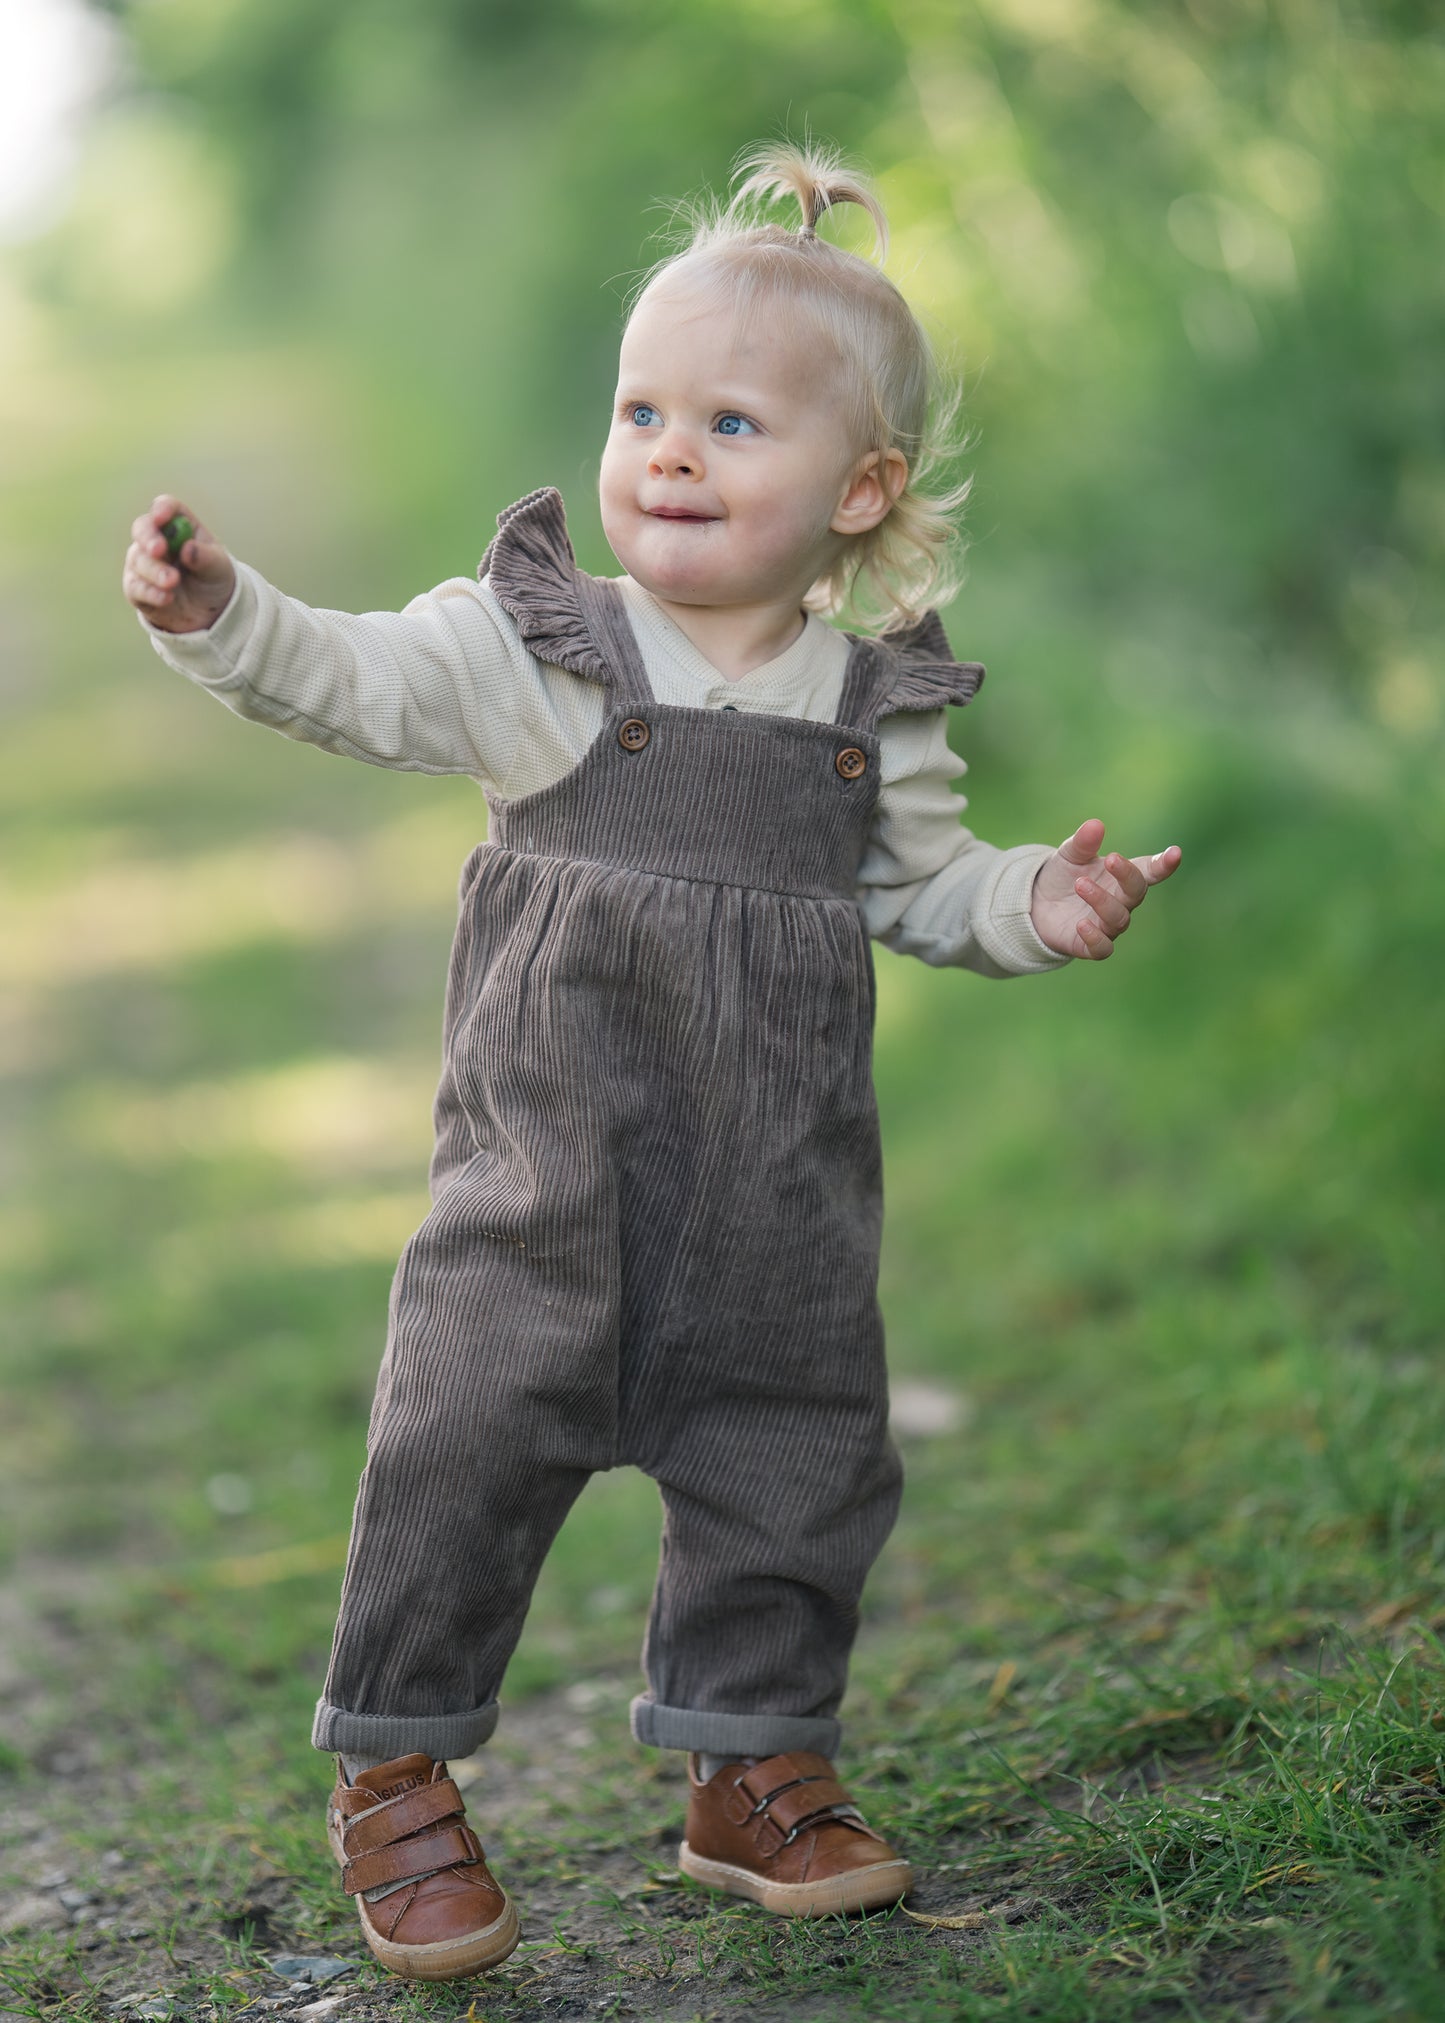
626, 139, 970, 634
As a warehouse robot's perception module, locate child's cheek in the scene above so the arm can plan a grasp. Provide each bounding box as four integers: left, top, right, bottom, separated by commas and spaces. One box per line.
747, 487, 824, 564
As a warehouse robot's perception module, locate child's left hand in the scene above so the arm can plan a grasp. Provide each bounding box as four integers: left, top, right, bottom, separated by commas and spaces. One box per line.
1030, 818, 1181, 961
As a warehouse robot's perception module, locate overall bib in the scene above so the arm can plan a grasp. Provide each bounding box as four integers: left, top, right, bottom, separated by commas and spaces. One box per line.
313, 490, 983, 1764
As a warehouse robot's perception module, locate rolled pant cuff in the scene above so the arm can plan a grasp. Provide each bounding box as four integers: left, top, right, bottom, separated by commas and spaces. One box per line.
629, 1696, 841, 1759
311, 1697, 500, 1761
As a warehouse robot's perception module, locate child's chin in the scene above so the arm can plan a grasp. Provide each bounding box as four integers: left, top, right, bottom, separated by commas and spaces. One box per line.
631, 557, 735, 605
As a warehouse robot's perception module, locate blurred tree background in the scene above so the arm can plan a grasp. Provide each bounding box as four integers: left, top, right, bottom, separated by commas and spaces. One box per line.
2, 0, 1444, 2012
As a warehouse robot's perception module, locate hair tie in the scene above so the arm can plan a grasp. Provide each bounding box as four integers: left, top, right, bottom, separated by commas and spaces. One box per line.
799, 224, 818, 240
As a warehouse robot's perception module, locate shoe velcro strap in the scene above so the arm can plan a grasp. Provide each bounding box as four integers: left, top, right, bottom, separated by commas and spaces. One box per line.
744, 1777, 869, 1854
739, 1752, 833, 1800
723, 1756, 850, 1826
759, 1777, 855, 1832
755, 1801, 874, 1858
724, 1755, 812, 1825
343, 1823, 483, 1896
341, 1777, 464, 1859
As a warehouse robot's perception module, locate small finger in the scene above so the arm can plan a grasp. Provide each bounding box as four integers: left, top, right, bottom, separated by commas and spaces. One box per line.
1106, 853, 1148, 907
1077, 916, 1113, 960
130, 539, 171, 576
1076, 877, 1130, 937
1134, 845, 1182, 886
130, 527, 169, 566
131, 549, 177, 591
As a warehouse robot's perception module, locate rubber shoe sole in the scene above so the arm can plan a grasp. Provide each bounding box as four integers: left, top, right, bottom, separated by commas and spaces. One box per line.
679, 1840, 912, 1917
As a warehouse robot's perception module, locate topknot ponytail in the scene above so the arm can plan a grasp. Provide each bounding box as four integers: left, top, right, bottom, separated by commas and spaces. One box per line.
626, 137, 971, 635
729, 140, 889, 258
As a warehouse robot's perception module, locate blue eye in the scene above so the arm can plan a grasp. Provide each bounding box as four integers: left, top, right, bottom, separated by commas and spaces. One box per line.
629, 404, 660, 427
715, 413, 757, 437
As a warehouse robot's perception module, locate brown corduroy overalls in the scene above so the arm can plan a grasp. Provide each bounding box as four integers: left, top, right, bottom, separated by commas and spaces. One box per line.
312, 490, 983, 1764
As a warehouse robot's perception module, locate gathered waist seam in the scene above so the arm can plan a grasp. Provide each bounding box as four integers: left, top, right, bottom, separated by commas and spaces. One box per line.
474, 838, 862, 908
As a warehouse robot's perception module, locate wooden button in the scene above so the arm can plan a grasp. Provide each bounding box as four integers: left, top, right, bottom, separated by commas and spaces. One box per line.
618, 718, 651, 752
835, 746, 867, 780
721, 704, 738, 712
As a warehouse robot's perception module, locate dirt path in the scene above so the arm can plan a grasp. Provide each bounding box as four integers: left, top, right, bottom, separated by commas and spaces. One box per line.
2, 1713, 788, 2021
0, 1582, 994, 2022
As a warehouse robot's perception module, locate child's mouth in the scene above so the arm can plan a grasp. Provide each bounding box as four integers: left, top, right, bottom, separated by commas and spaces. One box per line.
647, 509, 717, 522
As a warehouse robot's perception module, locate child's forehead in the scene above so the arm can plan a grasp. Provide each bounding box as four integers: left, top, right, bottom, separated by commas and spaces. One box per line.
619, 280, 833, 395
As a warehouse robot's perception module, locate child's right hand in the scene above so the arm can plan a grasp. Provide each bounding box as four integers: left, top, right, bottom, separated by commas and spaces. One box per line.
123, 494, 237, 633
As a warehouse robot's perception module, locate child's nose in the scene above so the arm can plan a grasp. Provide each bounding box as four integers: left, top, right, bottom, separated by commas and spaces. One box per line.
648, 429, 702, 479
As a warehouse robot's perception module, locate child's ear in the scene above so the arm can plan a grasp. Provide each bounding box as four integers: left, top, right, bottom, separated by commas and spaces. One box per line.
831, 449, 908, 537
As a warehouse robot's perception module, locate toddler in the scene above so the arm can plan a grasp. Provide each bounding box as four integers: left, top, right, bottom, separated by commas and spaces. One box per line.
123, 141, 1179, 1982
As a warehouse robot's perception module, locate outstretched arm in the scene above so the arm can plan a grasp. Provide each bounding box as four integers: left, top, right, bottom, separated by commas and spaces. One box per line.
1029, 818, 1182, 960
123, 493, 531, 788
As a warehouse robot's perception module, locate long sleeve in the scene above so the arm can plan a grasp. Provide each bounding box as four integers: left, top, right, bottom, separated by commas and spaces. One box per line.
858, 710, 1071, 978
139, 561, 537, 791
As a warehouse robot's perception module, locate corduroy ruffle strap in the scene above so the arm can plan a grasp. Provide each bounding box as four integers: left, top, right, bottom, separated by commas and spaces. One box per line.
478, 487, 654, 703
833, 610, 985, 734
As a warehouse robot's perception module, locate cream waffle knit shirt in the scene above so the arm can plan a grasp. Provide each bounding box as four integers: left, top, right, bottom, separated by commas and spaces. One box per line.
142, 562, 1069, 979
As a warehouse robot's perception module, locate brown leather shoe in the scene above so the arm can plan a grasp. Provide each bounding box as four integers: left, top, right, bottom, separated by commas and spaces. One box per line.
678, 1751, 913, 1917
326, 1753, 519, 1980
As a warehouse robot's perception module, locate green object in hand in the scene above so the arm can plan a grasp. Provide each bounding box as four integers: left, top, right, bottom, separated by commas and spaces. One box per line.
161, 512, 195, 560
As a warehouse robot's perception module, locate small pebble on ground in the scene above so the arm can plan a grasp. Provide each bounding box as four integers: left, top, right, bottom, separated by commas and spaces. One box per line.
267, 1956, 357, 1985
